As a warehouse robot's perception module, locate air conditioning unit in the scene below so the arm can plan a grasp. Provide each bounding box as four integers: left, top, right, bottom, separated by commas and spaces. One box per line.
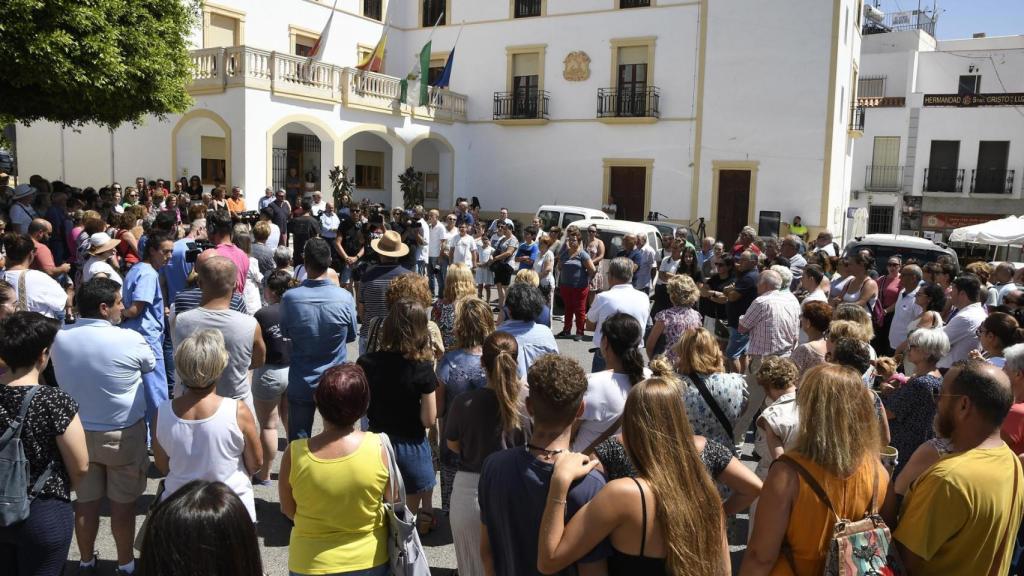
864, 4, 885, 23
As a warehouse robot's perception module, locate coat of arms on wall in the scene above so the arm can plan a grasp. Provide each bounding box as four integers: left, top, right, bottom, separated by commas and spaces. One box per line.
563, 51, 591, 81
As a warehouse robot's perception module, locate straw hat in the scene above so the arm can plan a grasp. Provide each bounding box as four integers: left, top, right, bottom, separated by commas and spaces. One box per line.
87, 232, 121, 256
370, 229, 409, 258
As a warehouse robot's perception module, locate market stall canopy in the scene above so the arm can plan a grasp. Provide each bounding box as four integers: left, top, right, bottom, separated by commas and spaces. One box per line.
948, 215, 1024, 245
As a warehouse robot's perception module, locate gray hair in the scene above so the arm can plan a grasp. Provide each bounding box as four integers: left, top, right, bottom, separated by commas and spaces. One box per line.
174, 329, 228, 389
759, 270, 783, 290
1005, 343, 1024, 375
273, 245, 292, 268
740, 226, 757, 238
907, 327, 950, 364
901, 264, 923, 281
607, 257, 635, 283
763, 237, 780, 251
782, 235, 801, 249
770, 265, 792, 290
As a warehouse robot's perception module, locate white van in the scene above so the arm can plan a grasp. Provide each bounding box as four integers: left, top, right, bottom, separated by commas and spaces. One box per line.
535, 205, 608, 231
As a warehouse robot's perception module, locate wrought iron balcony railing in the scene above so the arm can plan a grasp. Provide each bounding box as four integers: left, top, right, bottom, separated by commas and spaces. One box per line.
923, 168, 965, 193
970, 169, 1016, 195
864, 165, 903, 192
597, 86, 660, 118
493, 89, 549, 120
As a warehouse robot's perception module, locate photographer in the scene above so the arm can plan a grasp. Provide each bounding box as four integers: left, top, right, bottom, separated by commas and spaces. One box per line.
165, 217, 208, 303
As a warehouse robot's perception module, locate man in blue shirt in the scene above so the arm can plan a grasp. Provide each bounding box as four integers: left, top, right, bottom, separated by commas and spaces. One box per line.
479, 354, 611, 576
515, 226, 540, 271
121, 232, 173, 440
163, 217, 206, 304
281, 238, 357, 440
498, 283, 558, 379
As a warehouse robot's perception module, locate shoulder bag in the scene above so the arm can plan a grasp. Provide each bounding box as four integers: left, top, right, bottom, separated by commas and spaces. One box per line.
581, 415, 623, 457
689, 372, 734, 443
379, 433, 431, 576
776, 454, 903, 576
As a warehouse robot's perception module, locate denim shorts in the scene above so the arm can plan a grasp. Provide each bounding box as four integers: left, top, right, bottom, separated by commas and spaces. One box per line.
252, 364, 289, 402
725, 326, 750, 359
390, 436, 436, 494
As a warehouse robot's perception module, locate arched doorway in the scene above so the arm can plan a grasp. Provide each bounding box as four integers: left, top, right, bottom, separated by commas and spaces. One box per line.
341, 126, 404, 209
172, 110, 232, 191
268, 120, 336, 207
410, 135, 454, 211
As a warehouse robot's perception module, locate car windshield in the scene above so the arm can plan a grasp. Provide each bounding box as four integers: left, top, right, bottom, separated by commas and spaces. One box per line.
537, 210, 559, 230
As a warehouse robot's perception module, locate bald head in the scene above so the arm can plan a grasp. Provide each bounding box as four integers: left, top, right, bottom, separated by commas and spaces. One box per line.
195, 249, 220, 269
28, 218, 51, 238
948, 360, 1014, 430
197, 255, 237, 298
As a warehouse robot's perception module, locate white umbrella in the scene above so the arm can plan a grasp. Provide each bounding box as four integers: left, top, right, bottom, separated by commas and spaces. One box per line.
949, 215, 1024, 245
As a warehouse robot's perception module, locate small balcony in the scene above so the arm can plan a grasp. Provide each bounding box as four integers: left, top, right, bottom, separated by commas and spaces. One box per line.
970, 169, 1016, 195
923, 168, 965, 193
597, 86, 660, 120
514, 0, 542, 18
864, 165, 904, 192
493, 89, 549, 122
849, 105, 865, 133
187, 46, 467, 122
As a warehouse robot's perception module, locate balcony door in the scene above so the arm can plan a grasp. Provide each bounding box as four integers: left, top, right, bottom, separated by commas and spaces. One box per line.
512, 53, 540, 118
927, 141, 960, 192
617, 46, 648, 117
976, 141, 1010, 194
870, 136, 900, 190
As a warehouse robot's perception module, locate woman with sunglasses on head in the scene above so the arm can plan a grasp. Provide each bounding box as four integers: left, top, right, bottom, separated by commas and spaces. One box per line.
586, 225, 606, 307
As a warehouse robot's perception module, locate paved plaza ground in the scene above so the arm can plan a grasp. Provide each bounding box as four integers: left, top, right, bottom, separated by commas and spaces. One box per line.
66, 330, 755, 575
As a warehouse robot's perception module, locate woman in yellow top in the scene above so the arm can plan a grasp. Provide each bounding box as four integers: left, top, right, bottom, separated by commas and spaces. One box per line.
740, 364, 897, 576
279, 364, 391, 576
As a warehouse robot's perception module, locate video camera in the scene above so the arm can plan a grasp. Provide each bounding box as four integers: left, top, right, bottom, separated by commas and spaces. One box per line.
235, 210, 260, 225
184, 239, 217, 263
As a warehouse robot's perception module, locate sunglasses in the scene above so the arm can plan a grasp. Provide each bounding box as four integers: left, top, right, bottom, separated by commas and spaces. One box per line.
588, 229, 598, 233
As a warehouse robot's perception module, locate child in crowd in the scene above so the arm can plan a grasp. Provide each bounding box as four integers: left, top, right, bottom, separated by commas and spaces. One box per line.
476, 234, 494, 302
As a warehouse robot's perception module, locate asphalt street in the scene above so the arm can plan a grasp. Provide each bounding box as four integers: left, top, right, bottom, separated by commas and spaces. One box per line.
66, 326, 753, 575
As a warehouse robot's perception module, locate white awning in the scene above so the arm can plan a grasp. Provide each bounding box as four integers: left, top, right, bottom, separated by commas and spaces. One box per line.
948, 215, 1024, 246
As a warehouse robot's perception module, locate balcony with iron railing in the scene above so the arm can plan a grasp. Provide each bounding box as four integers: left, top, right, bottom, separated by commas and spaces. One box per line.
970, 168, 1016, 195
849, 105, 865, 133
493, 89, 549, 122
187, 46, 467, 122
863, 10, 939, 36
923, 168, 965, 193
597, 86, 660, 120
864, 165, 904, 192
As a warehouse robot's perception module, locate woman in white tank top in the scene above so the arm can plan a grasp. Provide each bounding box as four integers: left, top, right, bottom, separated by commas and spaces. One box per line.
153, 330, 262, 521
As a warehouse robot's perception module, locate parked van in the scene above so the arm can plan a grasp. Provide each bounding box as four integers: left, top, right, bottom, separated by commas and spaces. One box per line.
535, 205, 608, 231
844, 234, 959, 274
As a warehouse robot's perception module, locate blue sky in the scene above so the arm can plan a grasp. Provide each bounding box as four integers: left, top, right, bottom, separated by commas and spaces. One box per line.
875, 0, 1024, 39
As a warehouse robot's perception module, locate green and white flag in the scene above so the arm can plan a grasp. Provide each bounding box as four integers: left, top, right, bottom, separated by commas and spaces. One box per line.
400, 11, 443, 106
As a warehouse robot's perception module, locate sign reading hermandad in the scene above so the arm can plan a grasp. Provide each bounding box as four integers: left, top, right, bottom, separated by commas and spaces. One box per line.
563, 51, 591, 81
924, 93, 1024, 107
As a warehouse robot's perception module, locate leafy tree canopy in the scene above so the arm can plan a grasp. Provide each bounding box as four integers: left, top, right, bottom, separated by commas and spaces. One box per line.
0, 0, 199, 128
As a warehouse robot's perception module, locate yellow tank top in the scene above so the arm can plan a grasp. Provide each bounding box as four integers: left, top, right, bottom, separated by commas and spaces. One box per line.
288, 433, 389, 574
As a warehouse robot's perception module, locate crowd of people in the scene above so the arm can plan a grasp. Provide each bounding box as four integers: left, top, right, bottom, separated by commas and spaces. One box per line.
1, 174, 1024, 576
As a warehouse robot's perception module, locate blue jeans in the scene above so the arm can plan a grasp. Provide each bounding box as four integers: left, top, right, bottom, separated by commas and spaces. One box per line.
428, 256, 441, 295
290, 564, 389, 576
437, 258, 450, 296
288, 397, 317, 441
725, 326, 750, 359
142, 339, 168, 444
416, 260, 428, 276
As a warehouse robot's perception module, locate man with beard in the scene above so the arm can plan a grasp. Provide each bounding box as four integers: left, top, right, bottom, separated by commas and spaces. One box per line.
895, 361, 1024, 575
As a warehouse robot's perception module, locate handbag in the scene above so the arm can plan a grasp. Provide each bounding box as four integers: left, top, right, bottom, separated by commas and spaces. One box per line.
777, 455, 903, 576
378, 433, 431, 576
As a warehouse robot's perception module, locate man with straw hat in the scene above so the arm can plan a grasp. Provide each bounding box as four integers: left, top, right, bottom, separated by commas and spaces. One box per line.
357, 229, 412, 354
9, 183, 38, 234
83, 232, 123, 285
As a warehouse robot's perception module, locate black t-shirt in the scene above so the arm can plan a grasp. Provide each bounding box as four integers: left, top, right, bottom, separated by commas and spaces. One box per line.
338, 214, 362, 256
358, 351, 438, 440
254, 303, 291, 365
288, 215, 321, 265
726, 268, 759, 327
701, 273, 734, 319
0, 385, 78, 501
266, 201, 290, 232
444, 388, 527, 473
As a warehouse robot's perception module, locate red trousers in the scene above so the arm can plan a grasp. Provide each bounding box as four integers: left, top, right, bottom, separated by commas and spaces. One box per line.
559, 285, 589, 335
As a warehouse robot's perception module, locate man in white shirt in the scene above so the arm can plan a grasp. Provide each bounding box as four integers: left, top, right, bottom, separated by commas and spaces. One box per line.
309, 191, 327, 218
488, 207, 513, 243
415, 205, 430, 277
635, 235, 658, 293
811, 230, 839, 257
939, 273, 989, 370
427, 209, 446, 296
889, 264, 923, 351
586, 257, 651, 372
437, 213, 459, 294
258, 187, 275, 210
449, 222, 477, 267
51, 277, 155, 575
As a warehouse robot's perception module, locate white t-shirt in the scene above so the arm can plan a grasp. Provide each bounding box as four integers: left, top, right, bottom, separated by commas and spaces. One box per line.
450, 234, 477, 266
1, 269, 66, 319
573, 368, 652, 452
84, 257, 123, 286
428, 222, 447, 258
533, 249, 555, 287
657, 255, 681, 285
418, 218, 430, 262
440, 227, 459, 259
586, 284, 651, 349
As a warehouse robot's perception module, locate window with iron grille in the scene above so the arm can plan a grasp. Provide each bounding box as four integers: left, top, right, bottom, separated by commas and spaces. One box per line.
858, 76, 886, 98
867, 205, 894, 235
515, 0, 542, 18
423, 0, 445, 27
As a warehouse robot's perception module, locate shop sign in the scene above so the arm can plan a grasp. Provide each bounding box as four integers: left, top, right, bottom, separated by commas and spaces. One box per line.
922, 212, 1001, 229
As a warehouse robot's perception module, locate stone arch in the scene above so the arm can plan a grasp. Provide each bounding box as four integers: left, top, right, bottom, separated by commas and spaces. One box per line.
171, 109, 232, 189
340, 123, 408, 208
408, 132, 456, 210
265, 114, 340, 200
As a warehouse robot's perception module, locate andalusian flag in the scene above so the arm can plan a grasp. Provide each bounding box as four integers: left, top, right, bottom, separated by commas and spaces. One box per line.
356, 24, 389, 72
400, 12, 443, 106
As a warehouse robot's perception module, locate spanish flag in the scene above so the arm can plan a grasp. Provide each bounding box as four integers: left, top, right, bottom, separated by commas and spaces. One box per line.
356, 25, 389, 73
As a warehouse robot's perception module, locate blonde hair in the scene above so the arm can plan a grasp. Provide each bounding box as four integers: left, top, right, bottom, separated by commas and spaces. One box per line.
174, 329, 228, 390
622, 378, 726, 575
833, 303, 874, 341
513, 269, 540, 287
381, 300, 434, 362
387, 273, 432, 308
675, 328, 724, 375
667, 274, 699, 308
444, 264, 476, 302
756, 356, 798, 390
454, 297, 496, 349
827, 319, 870, 343
793, 364, 881, 476
483, 332, 522, 434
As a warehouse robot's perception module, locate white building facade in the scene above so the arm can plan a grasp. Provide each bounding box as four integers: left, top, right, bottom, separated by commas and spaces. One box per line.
851, 27, 1024, 239
17, 0, 860, 242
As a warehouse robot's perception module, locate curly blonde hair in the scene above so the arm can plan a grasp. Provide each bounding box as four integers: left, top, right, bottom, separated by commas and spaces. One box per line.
667, 274, 699, 308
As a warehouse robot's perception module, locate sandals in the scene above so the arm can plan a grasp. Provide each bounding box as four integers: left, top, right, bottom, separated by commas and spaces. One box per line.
417, 510, 436, 536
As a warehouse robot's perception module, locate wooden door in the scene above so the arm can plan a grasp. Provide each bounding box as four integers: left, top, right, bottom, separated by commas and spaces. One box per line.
716, 170, 751, 245
610, 166, 646, 221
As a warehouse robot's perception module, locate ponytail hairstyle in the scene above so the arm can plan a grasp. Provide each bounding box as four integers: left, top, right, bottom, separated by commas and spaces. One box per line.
600, 312, 646, 385
482, 331, 522, 434
982, 311, 1024, 350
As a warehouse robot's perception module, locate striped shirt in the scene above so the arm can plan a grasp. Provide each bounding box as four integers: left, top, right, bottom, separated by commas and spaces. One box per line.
739, 290, 801, 357
357, 264, 414, 338
173, 287, 247, 317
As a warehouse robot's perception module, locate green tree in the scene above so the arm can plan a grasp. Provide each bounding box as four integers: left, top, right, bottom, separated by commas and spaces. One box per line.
0, 0, 198, 129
